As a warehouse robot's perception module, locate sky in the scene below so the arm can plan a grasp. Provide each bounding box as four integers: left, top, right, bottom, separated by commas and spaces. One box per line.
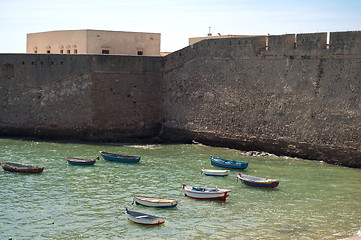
0, 0, 361, 53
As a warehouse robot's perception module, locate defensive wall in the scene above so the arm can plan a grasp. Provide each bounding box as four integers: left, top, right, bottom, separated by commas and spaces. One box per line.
0, 31, 360, 167
0, 54, 163, 141
162, 31, 361, 168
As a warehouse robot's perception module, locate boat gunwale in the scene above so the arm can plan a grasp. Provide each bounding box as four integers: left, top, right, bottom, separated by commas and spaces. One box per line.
100, 151, 140, 159
202, 168, 230, 173
134, 195, 178, 202
183, 185, 231, 195
210, 156, 248, 169
126, 208, 166, 225
237, 174, 279, 184
66, 157, 96, 163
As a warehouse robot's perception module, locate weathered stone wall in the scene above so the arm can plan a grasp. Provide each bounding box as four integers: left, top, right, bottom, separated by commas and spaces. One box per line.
162, 31, 361, 167
1, 31, 361, 167
0, 54, 163, 141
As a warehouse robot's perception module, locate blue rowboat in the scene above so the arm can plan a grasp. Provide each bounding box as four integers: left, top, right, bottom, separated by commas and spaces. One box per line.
237, 173, 279, 188
210, 156, 248, 169
99, 151, 141, 163
66, 157, 97, 165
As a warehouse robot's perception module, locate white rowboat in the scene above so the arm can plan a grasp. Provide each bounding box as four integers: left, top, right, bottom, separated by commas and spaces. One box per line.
201, 168, 230, 176
133, 196, 178, 208
182, 184, 231, 201
125, 208, 166, 225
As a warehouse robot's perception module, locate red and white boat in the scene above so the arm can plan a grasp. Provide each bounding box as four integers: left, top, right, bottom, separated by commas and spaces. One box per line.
182, 184, 231, 201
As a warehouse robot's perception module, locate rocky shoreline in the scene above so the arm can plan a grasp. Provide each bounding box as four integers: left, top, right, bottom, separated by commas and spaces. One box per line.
241, 150, 277, 158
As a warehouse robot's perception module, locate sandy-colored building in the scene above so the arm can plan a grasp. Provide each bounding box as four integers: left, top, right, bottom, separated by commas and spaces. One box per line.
189, 33, 263, 45
27, 30, 161, 56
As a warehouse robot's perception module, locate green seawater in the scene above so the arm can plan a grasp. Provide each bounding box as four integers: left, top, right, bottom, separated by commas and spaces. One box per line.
0, 138, 360, 240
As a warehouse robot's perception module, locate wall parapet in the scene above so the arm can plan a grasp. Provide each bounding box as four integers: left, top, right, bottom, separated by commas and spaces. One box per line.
165, 31, 361, 71
267, 34, 296, 56
294, 32, 328, 56
329, 31, 361, 55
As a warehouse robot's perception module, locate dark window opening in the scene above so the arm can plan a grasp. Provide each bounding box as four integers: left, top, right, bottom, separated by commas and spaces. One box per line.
137, 50, 143, 55
74, 49, 77, 54
102, 50, 110, 54
47, 50, 50, 54
67, 50, 71, 54
60, 50, 63, 54
34, 50, 37, 54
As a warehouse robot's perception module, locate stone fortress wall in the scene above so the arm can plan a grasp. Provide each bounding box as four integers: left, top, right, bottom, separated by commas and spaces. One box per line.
0, 54, 164, 141
162, 31, 361, 167
0, 31, 360, 167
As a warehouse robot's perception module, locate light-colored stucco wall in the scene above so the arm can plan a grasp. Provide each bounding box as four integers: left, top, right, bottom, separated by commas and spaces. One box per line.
86, 30, 160, 56
27, 30, 87, 54
27, 30, 161, 56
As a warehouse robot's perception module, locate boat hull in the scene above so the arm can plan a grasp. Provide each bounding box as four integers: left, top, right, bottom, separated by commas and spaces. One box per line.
237, 174, 279, 188
134, 196, 178, 208
202, 169, 229, 176
126, 209, 165, 225
182, 185, 230, 201
66, 157, 96, 165
1, 162, 44, 173
210, 156, 248, 169
100, 151, 140, 163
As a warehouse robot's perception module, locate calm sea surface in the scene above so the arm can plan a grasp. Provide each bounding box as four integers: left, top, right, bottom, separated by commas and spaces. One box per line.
0, 138, 360, 240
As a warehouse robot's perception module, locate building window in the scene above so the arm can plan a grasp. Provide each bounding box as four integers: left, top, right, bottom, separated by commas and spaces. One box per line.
102, 50, 109, 54
47, 50, 51, 54
137, 50, 143, 55
74, 49, 77, 54
34, 50, 37, 54
67, 50, 70, 54
60, 50, 63, 54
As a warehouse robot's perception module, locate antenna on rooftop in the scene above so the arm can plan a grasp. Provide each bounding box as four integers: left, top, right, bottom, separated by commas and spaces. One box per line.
208, 26, 212, 36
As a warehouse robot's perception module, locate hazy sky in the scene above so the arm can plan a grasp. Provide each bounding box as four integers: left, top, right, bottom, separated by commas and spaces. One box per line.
1, 0, 360, 53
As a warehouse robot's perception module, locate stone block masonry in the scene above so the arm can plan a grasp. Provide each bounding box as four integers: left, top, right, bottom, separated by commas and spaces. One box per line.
1, 31, 361, 167
162, 31, 361, 168
0, 54, 163, 141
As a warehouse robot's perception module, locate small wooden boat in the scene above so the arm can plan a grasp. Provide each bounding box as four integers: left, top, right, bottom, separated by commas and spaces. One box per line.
182, 184, 231, 201
0, 162, 44, 173
66, 157, 98, 165
237, 173, 279, 188
99, 151, 140, 163
125, 208, 166, 225
133, 196, 178, 208
210, 156, 248, 169
201, 168, 229, 176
